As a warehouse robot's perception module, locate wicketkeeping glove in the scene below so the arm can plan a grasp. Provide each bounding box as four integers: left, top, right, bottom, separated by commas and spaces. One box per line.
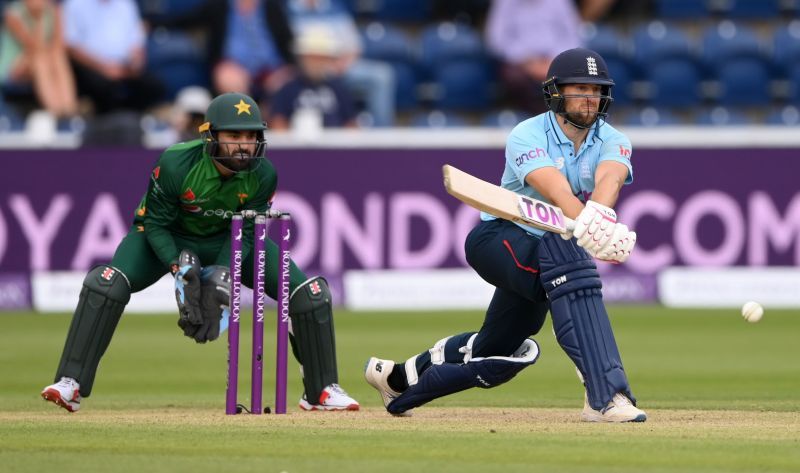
190, 265, 231, 343
172, 249, 203, 326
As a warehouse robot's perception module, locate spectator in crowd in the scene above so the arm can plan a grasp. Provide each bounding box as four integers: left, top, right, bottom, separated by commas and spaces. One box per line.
574, 0, 651, 22
144, 0, 295, 99
286, 0, 396, 126
171, 85, 212, 142
485, 0, 582, 115
431, 0, 490, 25
0, 0, 78, 117
268, 25, 357, 130
62, 0, 164, 114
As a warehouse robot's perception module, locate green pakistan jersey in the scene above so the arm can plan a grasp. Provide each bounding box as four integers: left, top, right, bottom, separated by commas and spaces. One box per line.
133, 139, 277, 268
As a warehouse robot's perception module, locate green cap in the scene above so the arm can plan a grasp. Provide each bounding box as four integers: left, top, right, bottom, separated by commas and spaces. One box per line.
200, 92, 266, 132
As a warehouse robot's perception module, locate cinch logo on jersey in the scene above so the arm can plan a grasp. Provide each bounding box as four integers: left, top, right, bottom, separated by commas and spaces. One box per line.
515, 148, 547, 167
618, 145, 631, 159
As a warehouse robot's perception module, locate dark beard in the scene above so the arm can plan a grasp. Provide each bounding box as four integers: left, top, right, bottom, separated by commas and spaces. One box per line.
562, 110, 598, 128
217, 150, 252, 172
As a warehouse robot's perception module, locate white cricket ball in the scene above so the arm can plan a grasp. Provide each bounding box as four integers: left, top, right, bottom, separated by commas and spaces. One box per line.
741, 301, 764, 323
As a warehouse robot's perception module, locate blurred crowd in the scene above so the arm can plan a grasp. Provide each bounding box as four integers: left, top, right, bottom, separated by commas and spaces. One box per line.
0, 0, 798, 146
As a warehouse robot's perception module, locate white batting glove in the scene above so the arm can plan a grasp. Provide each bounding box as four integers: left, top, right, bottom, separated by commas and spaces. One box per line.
569, 201, 618, 256
596, 224, 637, 263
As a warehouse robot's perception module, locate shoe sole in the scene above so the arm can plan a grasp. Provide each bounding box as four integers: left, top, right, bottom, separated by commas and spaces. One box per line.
41, 388, 78, 413
581, 411, 647, 423
364, 358, 414, 417
298, 402, 360, 412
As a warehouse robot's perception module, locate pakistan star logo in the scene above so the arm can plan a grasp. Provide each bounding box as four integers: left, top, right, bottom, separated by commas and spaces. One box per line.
234, 99, 251, 115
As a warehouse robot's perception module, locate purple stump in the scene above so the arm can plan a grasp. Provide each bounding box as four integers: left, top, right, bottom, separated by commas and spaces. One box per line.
226, 213, 244, 415
251, 214, 266, 415
275, 214, 291, 414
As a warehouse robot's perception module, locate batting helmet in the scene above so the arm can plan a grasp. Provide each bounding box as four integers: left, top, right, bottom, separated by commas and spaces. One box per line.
199, 92, 268, 169
542, 48, 614, 128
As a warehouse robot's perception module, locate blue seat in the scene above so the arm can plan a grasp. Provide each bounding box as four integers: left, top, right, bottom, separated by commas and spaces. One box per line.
702, 22, 765, 70
701, 22, 770, 105
583, 24, 630, 61
646, 59, 702, 107
715, 59, 771, 106
361, 22, 415, 63
714, 0, 780, 18
0, 99, 25, 131
654, 0, 709, 18
623, 107, 681, 127
146, 30, 209, 99
419, 22, 485, 70
432, 60, 492, 110
695, 106, 752, 125
419, 22, 493, 110
633, 22, 694, 66
773, 21, 800, 75
373, 0, 431, 22
361, 23, 419, 110
137, 0, 208, 18
481, 109, 527, 128
766, 105, 800, 125
410, 110, 467, 128
631, 22, 700, 106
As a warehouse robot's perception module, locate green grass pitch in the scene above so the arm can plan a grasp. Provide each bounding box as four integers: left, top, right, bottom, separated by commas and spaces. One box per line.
1, 306, 798, 472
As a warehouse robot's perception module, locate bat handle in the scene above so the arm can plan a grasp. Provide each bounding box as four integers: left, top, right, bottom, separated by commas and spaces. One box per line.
564, 217, 576, 234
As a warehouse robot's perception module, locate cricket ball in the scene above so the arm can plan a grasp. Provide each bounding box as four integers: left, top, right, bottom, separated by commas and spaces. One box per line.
741, 301, 764, 323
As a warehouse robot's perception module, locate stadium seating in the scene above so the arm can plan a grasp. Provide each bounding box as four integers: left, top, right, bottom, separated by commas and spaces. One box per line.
701, 22, 771, 106
654, 0, 710, 19
713, 0, 781, 18
773, 21, 800, 103
368, 0, 432, 22
481, 110, 527, 128
146, 29, 209, 100
361, 22, 419, 110
410, 110, 467, 127
695, 106, 753, 125
419, 22, 493, 110
632, 22, 701, 107
766, 105, 800, 125
623, 107, 681, 127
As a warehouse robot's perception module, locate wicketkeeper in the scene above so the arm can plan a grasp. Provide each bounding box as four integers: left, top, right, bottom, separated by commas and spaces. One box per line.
365, 48, 646, 422
42, 92, 359, 412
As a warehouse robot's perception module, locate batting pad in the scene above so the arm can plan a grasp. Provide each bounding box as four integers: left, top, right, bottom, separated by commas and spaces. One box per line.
387, 339, 539, 415
538, 233, 635, 410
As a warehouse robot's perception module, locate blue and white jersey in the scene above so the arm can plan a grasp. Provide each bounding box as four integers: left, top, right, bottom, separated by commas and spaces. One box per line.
481, 111, 634, 237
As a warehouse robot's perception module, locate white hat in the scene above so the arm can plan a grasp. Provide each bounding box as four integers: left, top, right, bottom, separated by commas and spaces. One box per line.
175, 86, 212, 114
293, 24, 341, 56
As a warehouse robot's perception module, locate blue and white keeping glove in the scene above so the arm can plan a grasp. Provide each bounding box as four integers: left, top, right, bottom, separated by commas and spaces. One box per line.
171, 249, 203, 327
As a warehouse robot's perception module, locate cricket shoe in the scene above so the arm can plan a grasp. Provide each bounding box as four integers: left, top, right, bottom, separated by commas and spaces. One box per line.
41, 377, 82, 413
364, 357, 412, 417
299, 383, 360, 411
581, 392, 647, 423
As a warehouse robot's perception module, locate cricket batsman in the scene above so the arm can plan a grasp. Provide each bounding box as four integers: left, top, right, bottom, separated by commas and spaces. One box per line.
365, 48, 646, 422
41, 92, 359, 412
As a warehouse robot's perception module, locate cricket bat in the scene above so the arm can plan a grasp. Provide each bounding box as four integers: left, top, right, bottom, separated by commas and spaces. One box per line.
442, 164, 575, 234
